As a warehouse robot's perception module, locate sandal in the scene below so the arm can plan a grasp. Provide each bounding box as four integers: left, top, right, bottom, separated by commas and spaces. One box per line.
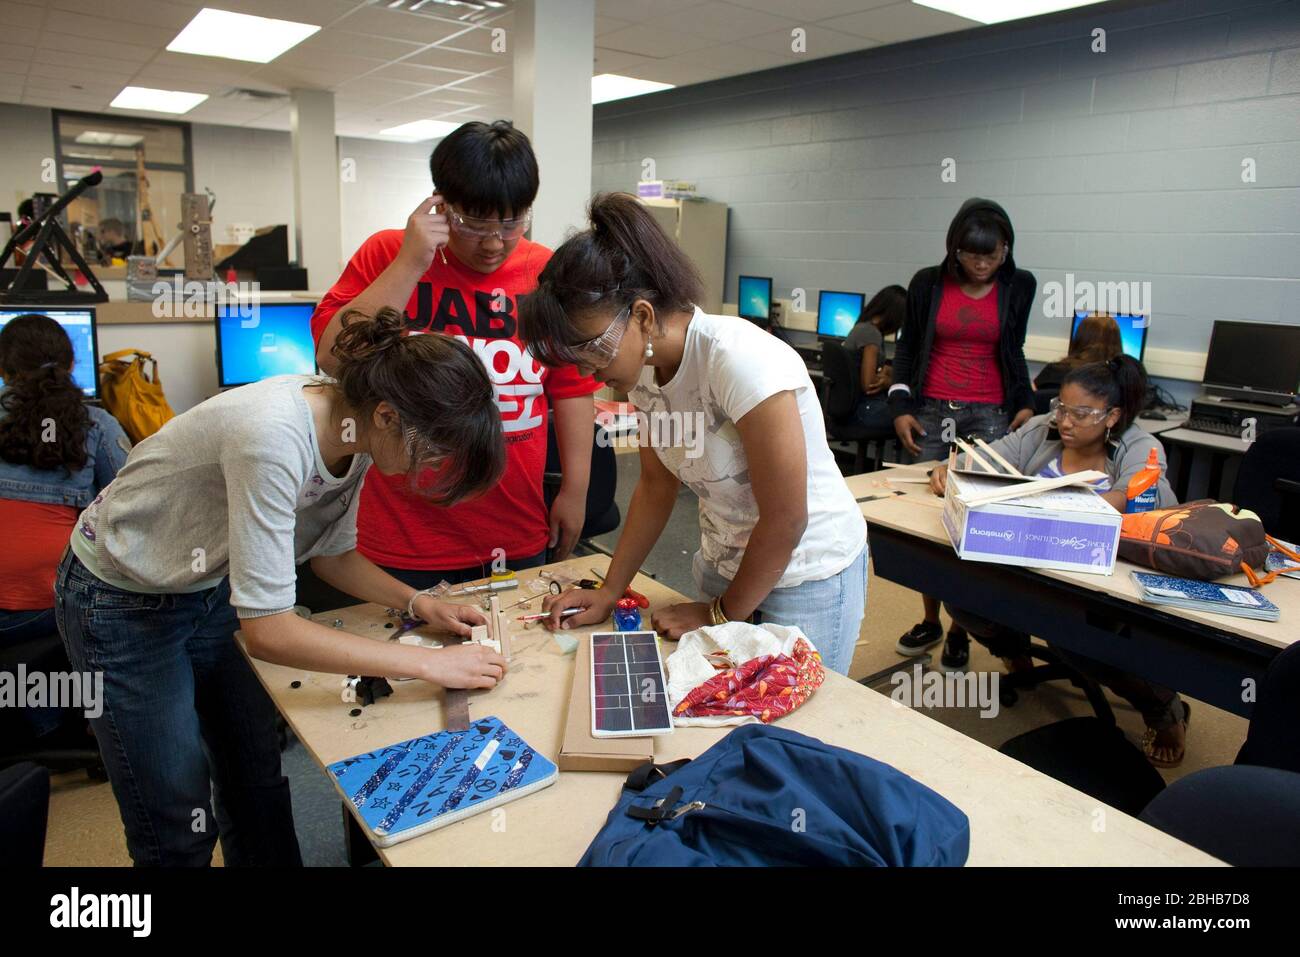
1142, 701, 1191, 768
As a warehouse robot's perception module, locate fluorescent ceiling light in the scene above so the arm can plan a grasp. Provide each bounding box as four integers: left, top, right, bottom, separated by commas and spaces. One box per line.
592, 74, 674, 104
110, 86, 208, 115
379, 119, 462, 141
911, 0, 1108, 24
75, 131, 144, 147
166, 7, 320, 63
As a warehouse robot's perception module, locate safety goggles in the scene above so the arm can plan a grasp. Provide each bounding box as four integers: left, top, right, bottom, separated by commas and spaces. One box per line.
568, 305, 632, 371
1049, 396, 1112, 426
446, 207, 532, 241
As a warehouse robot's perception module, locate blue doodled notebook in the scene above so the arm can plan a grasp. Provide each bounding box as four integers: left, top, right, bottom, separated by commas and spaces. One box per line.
1265, 540, 1300, 579
1131, 572, 1281, 621
327, 715, 558, 847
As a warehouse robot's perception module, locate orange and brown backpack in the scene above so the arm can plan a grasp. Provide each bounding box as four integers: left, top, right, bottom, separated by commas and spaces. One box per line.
1119, 500, 1299, 585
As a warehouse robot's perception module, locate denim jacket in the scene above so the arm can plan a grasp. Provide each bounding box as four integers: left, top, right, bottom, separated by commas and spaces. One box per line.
0, 399, 131, 508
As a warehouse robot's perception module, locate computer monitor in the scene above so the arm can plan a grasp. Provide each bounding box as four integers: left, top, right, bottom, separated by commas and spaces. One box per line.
215, 301, 318, 388
1071, 312, 1148, 362
0, 306, 100, 398
737, 275, 772, 324
1202, 320, 1300, 407
816, 290, 865, 339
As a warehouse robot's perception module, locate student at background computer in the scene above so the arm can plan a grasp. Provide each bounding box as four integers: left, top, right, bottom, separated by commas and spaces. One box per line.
1033, 312, 1124, 394
520, 193, 867, 675
927, 356, 1189, 767
844, 284, 906, 432
887, 198, 1037, 673
0, 314, 130, 737
312, 121, 597, 589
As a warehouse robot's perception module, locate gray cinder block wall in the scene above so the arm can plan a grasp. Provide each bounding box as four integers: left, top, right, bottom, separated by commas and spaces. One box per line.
592, 0, 1300, 403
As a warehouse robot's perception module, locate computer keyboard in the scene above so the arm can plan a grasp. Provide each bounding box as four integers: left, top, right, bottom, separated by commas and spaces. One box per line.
1186, 417, 1245, 437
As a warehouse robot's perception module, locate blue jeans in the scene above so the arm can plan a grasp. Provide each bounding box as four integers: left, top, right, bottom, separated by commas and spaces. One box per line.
693, 544, 868, 677
908, 398, 1009, 463
853, 394, 895, 431
0, 607, 64, 737
53, 550, 301, 867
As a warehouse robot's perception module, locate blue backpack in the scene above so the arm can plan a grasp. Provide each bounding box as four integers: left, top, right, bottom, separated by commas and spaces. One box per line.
579, 724, 970, 866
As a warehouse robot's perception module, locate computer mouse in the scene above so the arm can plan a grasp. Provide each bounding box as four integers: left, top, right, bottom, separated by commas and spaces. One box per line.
1145, 411, 1167, 420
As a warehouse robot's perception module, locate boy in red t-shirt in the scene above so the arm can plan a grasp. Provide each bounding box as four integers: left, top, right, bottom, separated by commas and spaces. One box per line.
312, 121, 597, 587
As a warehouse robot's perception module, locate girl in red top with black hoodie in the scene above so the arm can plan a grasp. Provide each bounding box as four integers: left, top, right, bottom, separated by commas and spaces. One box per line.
887, 198, 1037, 671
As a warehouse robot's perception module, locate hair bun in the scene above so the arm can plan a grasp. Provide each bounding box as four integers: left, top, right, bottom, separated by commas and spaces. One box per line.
331, 306, 407, 365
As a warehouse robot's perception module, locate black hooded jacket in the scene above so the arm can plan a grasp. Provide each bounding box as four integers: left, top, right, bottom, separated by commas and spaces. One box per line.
887, 198, 1037, 418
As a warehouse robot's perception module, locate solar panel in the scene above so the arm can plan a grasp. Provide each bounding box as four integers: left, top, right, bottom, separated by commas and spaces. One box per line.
589, 631, 674, 738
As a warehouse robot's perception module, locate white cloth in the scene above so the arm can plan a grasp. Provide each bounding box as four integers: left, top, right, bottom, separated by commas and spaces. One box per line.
665, 620, 814, 728
629, 309, 865, 588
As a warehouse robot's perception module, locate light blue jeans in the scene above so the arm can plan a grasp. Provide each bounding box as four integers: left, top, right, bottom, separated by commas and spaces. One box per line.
693, 543, 868, 677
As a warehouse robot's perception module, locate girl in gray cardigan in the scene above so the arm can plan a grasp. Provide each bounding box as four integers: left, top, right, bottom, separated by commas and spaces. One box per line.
930, 356, 1190, 767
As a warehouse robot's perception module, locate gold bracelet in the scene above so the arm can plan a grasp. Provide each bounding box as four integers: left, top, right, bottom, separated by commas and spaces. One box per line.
710, 595, 730, 625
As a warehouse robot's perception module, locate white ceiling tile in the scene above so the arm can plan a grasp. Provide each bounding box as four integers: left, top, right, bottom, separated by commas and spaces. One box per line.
292, 29, 426, 62
725, 0, 898, 21
683, 2, 800, 42
594, 47, 656, 74
434, 24, 510, 57
818, 2, 978, 44
43, 13, 177, 46
37, 30, 157, 62
595, 15, 632, 36
596, 0, 701, 24
737, 24, 879, 60
597, 22, 719, 59
334, 6, 475, 45
403, 46, 505, 74
47, 0, 197, 30
368, 63, 476, 86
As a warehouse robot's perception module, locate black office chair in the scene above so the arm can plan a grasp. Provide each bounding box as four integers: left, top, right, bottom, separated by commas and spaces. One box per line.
0, 630, 104, 778
0, 762, 50, 866
543, 418, 620, 550
820, 341, 896, 475
1032, 387, 1058, 416
1231, 426, 1300, 543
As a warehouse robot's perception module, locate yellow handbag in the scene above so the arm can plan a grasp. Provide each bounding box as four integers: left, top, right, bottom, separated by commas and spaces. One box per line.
97, 349, 175, 443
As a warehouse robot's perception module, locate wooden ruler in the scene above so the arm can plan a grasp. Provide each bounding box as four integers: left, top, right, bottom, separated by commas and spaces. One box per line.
442, 633, 471, 732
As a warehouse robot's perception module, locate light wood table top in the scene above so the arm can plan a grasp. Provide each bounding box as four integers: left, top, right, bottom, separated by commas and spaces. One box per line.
848, 469, 1296, 652
244, 555, 1220, 867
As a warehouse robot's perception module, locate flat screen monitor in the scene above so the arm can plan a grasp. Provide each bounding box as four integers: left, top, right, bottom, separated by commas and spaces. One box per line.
0, 306, 99, 398
1071, 312, 1148, 362
1202, 320, 1300, 405
215, 301, 318, 388
816, 290, 865, 339
737, 275, 772, 323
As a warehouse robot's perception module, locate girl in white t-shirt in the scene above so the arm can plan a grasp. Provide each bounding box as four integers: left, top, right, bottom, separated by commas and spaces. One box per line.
519, 193, 867, 674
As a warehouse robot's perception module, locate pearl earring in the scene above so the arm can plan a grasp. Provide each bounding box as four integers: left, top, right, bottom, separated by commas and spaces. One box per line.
645, 340, 654, 358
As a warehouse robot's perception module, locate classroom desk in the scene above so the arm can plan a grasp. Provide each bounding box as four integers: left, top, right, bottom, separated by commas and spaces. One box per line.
241, 556, 1219, 867
1157, 426, 1250, 502
850, 469, 1296, 719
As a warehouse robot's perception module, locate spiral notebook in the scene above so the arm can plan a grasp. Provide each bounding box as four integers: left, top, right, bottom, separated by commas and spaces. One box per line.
1130, 572, 1281, 621
327, 715, 558, 847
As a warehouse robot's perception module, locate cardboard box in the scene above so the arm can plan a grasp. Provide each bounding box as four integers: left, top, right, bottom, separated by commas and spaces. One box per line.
942, 469, 1122, 575
557, 634, 654, 773
635, 179, 697, 199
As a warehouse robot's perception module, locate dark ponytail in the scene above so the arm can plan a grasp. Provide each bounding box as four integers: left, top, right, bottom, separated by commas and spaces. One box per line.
1063, 354, 1147, 434
330, 306, 504, 506
858, 284, 906, 337
0, 313, 90, 474
520, 192, 702, 367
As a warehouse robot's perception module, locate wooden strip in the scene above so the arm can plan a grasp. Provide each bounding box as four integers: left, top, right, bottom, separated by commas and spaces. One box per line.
960, 470, 1110, 507
974, 438, 1024, 477
954, 437, 997, 473
442, 634, 470, 733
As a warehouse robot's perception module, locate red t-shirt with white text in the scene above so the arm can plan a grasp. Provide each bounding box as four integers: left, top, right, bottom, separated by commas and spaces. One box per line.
311, 232, 598, 569
921, 280, 1004, 405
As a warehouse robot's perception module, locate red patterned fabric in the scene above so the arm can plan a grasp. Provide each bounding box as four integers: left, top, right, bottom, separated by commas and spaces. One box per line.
673, 638, 826, 723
